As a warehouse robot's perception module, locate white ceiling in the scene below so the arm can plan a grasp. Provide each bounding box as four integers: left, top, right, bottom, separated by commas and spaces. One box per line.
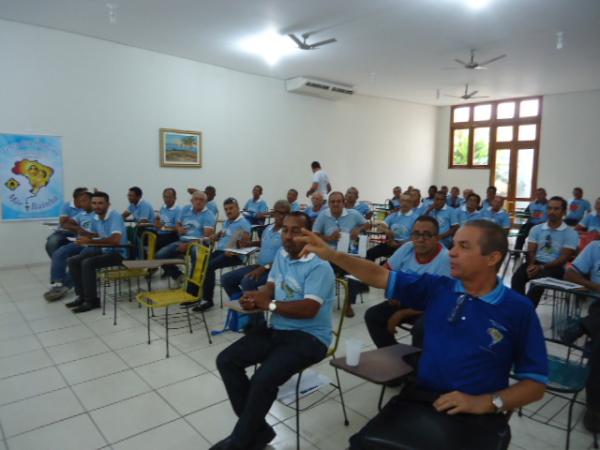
1, 0, 599, 105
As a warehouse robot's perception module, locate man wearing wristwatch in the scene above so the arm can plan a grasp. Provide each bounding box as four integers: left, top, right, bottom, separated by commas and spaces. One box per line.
511, 196, 578, 307
213, 212, 335, 450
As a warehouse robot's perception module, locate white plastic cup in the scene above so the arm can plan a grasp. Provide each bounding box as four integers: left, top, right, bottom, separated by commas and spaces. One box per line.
345, 338, 363, 366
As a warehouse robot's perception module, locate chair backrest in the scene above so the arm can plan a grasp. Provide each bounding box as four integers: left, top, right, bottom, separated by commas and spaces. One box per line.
328, 278, 351, 356
140, 231, 157, 260
183, 242, 212, 299
548, 289, 586, 346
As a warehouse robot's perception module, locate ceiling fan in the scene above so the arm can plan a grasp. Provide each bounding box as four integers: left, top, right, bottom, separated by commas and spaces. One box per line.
453, 49, 506, 70
445, 84, 489, 100
288, 32, 337, 50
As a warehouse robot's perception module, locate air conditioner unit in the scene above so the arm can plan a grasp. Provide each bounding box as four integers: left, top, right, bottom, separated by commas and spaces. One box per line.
285, 77, 354, 101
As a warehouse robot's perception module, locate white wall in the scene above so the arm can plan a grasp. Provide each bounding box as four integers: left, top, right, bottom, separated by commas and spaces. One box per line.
0, 19, 437, 268
434, 89, 600, 198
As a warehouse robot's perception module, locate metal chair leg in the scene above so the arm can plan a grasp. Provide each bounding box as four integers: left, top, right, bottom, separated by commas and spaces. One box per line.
186, 305, 193, 334
165, 305, 170, 358
146, 306, 151, 344
296, 371, 303, 450
334, 367, 349, 426
201, 310, 212, 344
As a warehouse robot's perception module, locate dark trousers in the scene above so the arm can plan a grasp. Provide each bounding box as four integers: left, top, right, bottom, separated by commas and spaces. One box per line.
202, 250, 242, 304
514, 222, 535, 251
365, 301, 425, 348
67, 248, 123, 304
367, 242, 399, 262
221, 264, 269, 298
216, 327, 327, 448
155, 231, 179, 252
564, 218, 579, 226
510, 262, 565, 307
45, 230, 72, 257
583, 301, 600, 410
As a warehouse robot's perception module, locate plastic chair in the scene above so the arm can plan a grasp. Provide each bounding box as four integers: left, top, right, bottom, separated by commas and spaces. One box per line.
136, 242, 213, 357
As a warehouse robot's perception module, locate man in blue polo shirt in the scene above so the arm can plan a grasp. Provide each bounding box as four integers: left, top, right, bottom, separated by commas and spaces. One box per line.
577, 197, 600, 234
388, 186, 402, 211
304, 192, 327, 221
565, 187, 592, 226
482, 185, 497, 210
153, 187, 181, 251
45, 187, 88, 257
345, 187, 373, 219
297, 220, 547, 450
193, 197, 252, 312
511, 196, 579, 306
243, 185, 269, 225
66, 192, 129, 313
155, 191, 216, 284
213, 212, 334, 450
446, 186, 462, 209
425, 192, 459, 248
457, 193, 483, 226
122, 186, 154, 223
481, 196, 511, 233
205, 185, 219, 218
421, 185, 437, 209
515, 187, 548, 250
286, 189, 301, 212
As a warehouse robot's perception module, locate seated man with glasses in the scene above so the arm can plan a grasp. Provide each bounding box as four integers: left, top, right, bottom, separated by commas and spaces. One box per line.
364, 216, 451, 349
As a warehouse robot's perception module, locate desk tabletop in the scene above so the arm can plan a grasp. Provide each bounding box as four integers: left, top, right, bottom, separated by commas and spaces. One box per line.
122, 259, 184, 269
330, 343, 420, 384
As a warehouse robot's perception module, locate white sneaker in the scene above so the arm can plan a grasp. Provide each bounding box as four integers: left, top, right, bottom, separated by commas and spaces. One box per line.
44, 284, 69, 301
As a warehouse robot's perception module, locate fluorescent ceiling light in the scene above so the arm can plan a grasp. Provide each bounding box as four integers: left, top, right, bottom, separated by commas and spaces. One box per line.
464, 0, 491, 10
239, 29, 298, 65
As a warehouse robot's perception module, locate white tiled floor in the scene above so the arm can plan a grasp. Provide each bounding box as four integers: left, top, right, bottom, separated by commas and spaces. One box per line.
0, 263, 597, 450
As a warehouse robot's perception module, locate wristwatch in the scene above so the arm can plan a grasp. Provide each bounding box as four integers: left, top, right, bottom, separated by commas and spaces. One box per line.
491, 393, 504, 412
268, 301, 277, 312
264, 264, 271, 271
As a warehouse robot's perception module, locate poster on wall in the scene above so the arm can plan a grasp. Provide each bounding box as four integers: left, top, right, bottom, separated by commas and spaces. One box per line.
0, 133, 64, 221
159, 128, 202, 168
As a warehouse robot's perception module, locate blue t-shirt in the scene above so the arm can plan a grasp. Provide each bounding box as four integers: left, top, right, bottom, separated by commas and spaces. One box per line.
388, 242, 451, 277
158, 204, 182, 228
528, 222, 579, 264
572, 241, 600, 285
446, 196, 462, 209
73, 210, 95, 233
290, 202, 301, 212
127, 199, 155, 222
92, 210, 128, 257
207, 201, 219, 218
386, 272, 548, 394
243, 198, 269, 225
268, 250, 335, 347
481, 209, 511, 229
304, 206, 327, 221
567, 198, 592, 222
426, 206, 458, 247
257, 224, 283, 266
525, 201, 548, 225
313, 208, 367, 248
353, 202, 371, 218
580, 212, 600, 232
216, 215, 252, 251
384, 210, 418, 242
457, 207, 483, 226
177, 206, 216, 239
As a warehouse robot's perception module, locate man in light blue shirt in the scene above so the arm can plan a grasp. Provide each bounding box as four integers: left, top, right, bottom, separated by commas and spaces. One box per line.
446, 186, 462, 209
154, 187, 182, 250
45, 187, 88, 257
205, 185, 219, 218
515, 188, 548, 250
243, 185, 269, 226
304, 192, 327, 221
367, 194, 416, 261
482, 185, 497, 210
457, 193, 483, 226
577, 197, 600, 234
313, 191, 368, 250
388, 186, 402, 211
481, 196, 511, 233
421, 185, 437, 209
566, 187, 592, 226
425, 192, 459, 248
287, 189, 301, 212
215, 212, 334, 450
345, 187, 373, 219
122, 186, 154, 223
512, 196, 579, 306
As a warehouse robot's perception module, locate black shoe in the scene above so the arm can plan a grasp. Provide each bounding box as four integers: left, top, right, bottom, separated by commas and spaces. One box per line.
250, 425, 276, 450
65, 297, 84, 308
192, 301, 214, 312
584, 408, 600, 433
72, 301, 100, 313
209, 437, 241, 450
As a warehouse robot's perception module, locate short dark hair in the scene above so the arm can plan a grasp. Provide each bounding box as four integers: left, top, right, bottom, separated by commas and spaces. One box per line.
163, 187, 176, 197
223, 197, 238, 206
464, 220, 508, 271
204, 185, 216, 195
428, 185, 437, 191
92, 191, 110, 202
129, 186, 142, 197
414, 215, 439, 234
467, 193, 481, 203
288, 188, 298, 195
434, 191, 446, 199
311, 161, 321, 169
487, 185, 497, 193
78, 191, 93, 200
286, 211, 312, 231
328, 191, 344, 202
549, 195, 567, 211
72, 187, 88, 199
574, 187, 583, 195
253, 185, 263, 192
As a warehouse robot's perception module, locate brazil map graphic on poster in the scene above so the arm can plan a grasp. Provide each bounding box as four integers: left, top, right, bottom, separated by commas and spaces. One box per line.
0, 134, 63, 221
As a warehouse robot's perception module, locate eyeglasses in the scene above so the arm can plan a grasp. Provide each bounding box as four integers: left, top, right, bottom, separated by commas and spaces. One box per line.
410, 231, 435, 241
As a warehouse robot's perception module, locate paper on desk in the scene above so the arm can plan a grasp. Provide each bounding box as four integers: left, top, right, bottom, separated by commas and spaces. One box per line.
224, 246, 259, 256
531, 277, 584, 290
277, 369, 331, 405
337, 231, 350, 253
357, 235, 368, 258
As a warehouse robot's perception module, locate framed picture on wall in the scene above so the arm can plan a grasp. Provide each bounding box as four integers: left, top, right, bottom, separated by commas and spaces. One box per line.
159, 128, 202, 168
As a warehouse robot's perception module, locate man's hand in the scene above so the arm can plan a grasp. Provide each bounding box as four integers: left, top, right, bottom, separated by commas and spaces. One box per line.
76, 236, 92, 245
247, 266, 267, 280
177, 243, 190, 253
242, 290, 271, 311
527, 264, 542, 278
294, 229, 337, 261
240, 296, 256, 310
327, 230, 341, 242
386, 310, 410, 335
433, 391, 494, 415
350, 229, 361, 240
176, 224, 186, 236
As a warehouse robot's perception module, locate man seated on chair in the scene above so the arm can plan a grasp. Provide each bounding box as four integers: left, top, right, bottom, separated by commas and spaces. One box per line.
564, 240, 600, 435
565, 187, 592, 226
213, 212, 335, 450
221, 200, 290, 301
187, 185, 219, 217
425, 191, 459, 248
457, 193, 483, 226
388, 186, 402, 211
481, 195, 511, 234
511, 196, 579, 307
482, 185, 497, 210
243, 185, 269, 226
365, 216, 451, 349
121, 186, 154, 223
155, 191, 216, 285
297, 220, 548, 450
45, 187, 88, 257
44, 191, 96, 302
153, 187, 182, 251
515, 187, 548, 250
421, 185, 437, 209
66, 192, 129, 313
193, 197, 252, 312
304, 191, 326, 221
345, 187, 373, 219
446, 186, 462, 209
287, 189, 301, 212
576, 196, 600, 235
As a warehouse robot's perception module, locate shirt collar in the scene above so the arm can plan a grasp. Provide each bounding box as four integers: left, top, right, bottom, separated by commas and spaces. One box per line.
94, 207, 113, 221
542, 221, 567, 231
69, 200, 76, 208
400, 209, 414, 217
454, 278, 506, 305
231, 213, 244, 223
325, 208, 348, 218
280, 248, 316, 263
163, 204, 177, 211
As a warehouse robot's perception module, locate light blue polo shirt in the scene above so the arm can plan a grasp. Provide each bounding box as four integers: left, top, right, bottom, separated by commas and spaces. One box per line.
482, 199, 493, 210
526, 201, 548, 225
207, 200, 219, 218
567, 198, 592, 222
127, 199, 155, 222
388, 242, 451, 277
243, 198, 269, 224
60, 200, 81, 218
92, 209, 128, 257
313, 208, 367, 248
290, 202, 301, 212
446, 196, 462, 209
257, 224, 282, 265
457, 207, 483, 226
528, 222, 579, 263
580, 212, 600, 232
216, 214, 252, 251
422, 198, 435, 209
177, 206, 216, 239
426, 205, 458, 247
572, 241, 600, 284
304, 206, 327, 221
268, 249, 335, 347
353, 202, 371, 218
384, 209, 418, 242
73, 210, 95, 233
481, 209, 511, 229
158, 204, 182, 228
385, 272, 548, 395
